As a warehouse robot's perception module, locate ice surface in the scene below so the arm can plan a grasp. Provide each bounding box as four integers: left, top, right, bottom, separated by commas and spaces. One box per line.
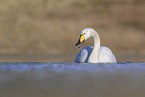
0, 62, 145, 97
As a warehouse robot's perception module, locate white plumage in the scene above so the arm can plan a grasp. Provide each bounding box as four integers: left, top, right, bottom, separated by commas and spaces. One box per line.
75, 28, 116, 63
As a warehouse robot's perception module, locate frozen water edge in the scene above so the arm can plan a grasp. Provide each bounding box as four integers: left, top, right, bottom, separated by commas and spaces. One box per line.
0, 62, 145, 72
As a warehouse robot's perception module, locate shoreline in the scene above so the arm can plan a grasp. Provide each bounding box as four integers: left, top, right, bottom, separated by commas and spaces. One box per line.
0, 52, 144, 62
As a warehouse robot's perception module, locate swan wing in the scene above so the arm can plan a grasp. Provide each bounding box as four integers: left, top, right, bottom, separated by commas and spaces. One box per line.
99, 46, 116, 63
75, 46, 93, 63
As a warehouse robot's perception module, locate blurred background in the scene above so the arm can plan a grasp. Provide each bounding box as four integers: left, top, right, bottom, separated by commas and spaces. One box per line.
0, 0, 144, 62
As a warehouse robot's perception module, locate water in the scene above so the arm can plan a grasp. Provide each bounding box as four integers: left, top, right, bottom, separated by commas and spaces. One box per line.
0, 62, 145, 97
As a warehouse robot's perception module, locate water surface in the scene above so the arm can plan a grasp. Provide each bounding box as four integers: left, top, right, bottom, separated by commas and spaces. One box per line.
0, 62, 145, 97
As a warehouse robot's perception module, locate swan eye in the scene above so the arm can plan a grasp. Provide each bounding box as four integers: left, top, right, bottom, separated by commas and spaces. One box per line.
80, 33, 85, 37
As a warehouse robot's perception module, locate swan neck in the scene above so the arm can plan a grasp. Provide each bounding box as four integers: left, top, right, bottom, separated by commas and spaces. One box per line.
93, 32, 100, 50
88, 31, 100, 63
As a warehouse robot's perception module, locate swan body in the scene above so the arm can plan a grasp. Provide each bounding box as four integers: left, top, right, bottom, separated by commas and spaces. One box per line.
75, 28, 116, 63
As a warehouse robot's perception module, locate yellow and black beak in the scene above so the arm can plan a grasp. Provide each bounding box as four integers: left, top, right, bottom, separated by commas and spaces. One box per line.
75, 34, 85, 48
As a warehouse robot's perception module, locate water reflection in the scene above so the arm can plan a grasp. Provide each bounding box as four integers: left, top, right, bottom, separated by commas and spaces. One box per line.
0, 62, 145, 97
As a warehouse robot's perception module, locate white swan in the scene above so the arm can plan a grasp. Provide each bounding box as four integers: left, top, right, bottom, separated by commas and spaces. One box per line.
75, 28, 116, 63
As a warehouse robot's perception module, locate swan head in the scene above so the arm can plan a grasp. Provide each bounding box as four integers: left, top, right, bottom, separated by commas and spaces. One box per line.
75, 28, 94, 48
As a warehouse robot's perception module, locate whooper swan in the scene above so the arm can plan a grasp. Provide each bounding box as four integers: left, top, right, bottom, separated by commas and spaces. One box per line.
75, 28, 116, 63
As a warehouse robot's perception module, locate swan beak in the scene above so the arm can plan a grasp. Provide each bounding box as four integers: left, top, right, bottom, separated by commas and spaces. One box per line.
75, 34, 85, 48
80, 34, 85, 42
